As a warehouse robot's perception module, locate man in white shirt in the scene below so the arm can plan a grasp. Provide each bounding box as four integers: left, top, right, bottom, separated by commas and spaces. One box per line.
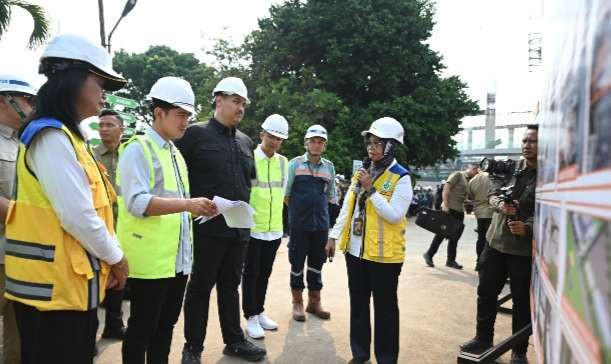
242, 114, 289, 339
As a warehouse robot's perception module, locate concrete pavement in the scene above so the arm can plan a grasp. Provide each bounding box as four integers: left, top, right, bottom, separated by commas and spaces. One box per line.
91, 214, 535, 363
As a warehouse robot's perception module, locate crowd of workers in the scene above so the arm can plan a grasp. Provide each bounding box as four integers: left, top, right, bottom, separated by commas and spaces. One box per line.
0, 33, 538, 364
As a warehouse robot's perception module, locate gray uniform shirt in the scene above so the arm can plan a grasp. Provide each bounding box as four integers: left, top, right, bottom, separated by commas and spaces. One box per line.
0, 123, 17, 264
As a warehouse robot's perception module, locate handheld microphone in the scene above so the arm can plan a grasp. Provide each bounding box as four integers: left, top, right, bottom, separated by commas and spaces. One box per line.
356, 157, 372, 188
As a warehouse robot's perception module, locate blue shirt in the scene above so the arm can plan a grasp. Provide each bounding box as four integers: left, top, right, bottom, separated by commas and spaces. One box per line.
286, 154, 336, 231
118, 127, 192, 275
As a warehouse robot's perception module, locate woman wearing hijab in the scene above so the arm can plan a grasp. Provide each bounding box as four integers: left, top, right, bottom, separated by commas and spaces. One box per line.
327, 117, 413, 364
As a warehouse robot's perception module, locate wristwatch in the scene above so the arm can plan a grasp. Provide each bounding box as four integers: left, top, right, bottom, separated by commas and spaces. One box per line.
369, 187, 376, 195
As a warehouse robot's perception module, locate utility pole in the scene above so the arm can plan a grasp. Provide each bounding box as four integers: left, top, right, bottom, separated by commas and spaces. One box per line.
97, 0, 106, 49
97, 0, 137, 52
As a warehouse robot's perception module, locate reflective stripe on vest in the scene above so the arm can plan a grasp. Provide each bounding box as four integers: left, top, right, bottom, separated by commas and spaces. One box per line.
250, 153, 286, 233
5, 239, 55, 262
338, 166, 408, 263
251, 155, 286, 188
5, 119, 113, 311
116, 134, 190, 279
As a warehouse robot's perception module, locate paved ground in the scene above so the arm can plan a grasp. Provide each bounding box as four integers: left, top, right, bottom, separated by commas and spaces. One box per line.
1, 215, 537, 363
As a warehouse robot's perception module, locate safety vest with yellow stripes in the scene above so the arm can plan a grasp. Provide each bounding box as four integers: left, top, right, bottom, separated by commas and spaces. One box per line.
250, 151, 287, 233
338, 163, 409, 263
115, 134, 191, 279
5, 118, 114, 311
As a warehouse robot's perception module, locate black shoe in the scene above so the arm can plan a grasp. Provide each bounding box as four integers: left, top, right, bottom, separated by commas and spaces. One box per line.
348, 360, 371, 364
181, 345, 202, 364
459, 337, 492, 354
422, 252, 434, 267
446, 261, 463, 269
223, 340, 266, 362
101, 326, 126, 340
510, 351, 529, 364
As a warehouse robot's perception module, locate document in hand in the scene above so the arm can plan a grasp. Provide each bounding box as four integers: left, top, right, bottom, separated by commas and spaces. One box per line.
193, 196, 255, 229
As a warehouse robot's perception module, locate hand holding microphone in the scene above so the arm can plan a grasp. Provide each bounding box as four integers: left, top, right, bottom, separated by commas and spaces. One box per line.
356, 157, 372, 188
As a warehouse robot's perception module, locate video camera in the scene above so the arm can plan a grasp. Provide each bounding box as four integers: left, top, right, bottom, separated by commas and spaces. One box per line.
481, 158, 520, 221
480, 158, 517, 181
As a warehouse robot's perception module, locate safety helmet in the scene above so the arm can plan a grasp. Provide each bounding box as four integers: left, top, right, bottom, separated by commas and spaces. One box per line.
261, 114, 289, 139
212, 77, 250, 104
147, 76, 195, 114
361, 117, 404, 144
0, 74, 37, 96
304, 124, 328, 141
38, 34, 126, 91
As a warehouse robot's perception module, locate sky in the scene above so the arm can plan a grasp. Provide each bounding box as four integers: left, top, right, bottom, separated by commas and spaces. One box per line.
0, 0, 544, 115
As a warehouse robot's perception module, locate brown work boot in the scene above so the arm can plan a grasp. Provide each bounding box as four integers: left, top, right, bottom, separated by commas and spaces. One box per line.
291, 289, 306, 322
305, 290, 331, 320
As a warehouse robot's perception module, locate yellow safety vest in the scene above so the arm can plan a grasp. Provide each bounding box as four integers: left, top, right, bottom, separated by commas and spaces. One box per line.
338, 164, 409, 263
116, 134, 191, 279
250, 152, 287, 233
5, 118, 114, 311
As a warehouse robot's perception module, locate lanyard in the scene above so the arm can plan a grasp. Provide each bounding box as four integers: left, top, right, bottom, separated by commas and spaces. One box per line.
170, 145, 186, 199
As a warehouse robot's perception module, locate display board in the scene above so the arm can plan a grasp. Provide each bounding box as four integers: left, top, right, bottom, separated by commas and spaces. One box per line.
533, 1, 611, 363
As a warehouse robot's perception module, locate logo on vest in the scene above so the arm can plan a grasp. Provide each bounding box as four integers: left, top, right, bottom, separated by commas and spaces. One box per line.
381, 181, 392, 192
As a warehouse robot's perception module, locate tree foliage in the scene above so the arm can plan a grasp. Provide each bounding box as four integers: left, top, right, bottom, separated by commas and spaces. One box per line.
109, 0, 478, 174
245, 0, 479, 173
113, 46, 217, 118
0, 0, 49, 48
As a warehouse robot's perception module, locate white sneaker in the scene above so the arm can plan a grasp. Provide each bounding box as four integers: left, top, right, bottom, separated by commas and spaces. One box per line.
246, 315, 265, 339
258, 312, 278, 331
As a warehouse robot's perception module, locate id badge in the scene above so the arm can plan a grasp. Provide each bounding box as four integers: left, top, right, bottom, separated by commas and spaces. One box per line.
352, 216, 364, 236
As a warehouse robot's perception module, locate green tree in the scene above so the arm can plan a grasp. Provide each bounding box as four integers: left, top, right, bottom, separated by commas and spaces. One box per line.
245, 0, 479, 173
113, 46, 217, 119
0, 0, 49, 48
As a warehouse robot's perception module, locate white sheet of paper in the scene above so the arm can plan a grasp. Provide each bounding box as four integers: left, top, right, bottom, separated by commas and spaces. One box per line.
194, 196, 255, 229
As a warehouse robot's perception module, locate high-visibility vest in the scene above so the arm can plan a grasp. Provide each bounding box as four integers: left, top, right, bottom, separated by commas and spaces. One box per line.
250, 152, 287, 233
338, 164, 409, 263
116, 134, 191, 279
5, 118, 114, 311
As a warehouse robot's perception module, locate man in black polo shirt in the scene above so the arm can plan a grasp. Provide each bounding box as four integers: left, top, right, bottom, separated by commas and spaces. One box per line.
177, 77, 266, 363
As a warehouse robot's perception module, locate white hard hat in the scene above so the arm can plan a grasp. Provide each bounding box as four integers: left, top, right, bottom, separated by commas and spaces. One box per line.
361, 117, 404, 144
261, 114, 289, 139
304, 124, 328, 141
212, 77, 250, 104
39, 34, 126, 91
0, 74, 37, 95
147, 76, 195, 114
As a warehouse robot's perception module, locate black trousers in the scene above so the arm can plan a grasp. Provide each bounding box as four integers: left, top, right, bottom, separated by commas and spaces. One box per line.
13, 301, 98, 364
242, 237, 281, 318
346, 253, 402, 364
288, 229, 328, 291
476, 245, 532, 353
183, 236, 248, 350
426, 209, 464, 262
476, 218, 492, 262
122, 274, 188, 364
103, 287, 125, 331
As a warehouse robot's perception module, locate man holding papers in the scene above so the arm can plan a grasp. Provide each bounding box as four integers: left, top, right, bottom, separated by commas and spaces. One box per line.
176, 77, 266, 363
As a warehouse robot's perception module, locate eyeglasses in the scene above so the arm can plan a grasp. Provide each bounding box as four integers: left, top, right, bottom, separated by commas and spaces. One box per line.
365, 140, 384, 148
6, 93, 36, 106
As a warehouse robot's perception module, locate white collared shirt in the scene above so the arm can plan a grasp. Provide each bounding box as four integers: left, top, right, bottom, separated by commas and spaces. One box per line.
118, 127, 192, 275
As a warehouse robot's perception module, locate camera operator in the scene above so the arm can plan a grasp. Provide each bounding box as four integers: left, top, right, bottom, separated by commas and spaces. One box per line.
459, 125, 538, 364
